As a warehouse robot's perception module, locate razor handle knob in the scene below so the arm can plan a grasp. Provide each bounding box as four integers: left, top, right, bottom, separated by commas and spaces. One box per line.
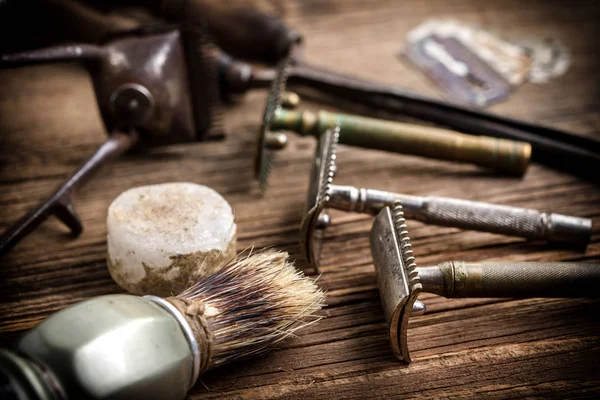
419, 262, 600, 298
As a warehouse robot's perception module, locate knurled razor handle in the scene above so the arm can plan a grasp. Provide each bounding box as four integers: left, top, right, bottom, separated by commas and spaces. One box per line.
272, 109, 531, 175
328, 187, 592, 245
411, 196, 591, 245
419, 261, 600, 298
0, 132, 138, 256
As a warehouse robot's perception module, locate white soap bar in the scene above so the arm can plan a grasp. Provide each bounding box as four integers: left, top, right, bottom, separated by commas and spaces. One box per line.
107, 182, 237, 296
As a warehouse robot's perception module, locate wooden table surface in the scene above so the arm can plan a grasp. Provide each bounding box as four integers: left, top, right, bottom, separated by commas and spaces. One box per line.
1, 0, 599, 398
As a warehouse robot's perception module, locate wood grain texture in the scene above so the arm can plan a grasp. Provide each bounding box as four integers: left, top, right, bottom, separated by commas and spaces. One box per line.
1, 0, 599, 399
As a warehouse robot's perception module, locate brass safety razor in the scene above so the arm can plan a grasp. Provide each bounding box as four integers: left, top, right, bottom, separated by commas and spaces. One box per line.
273, 108, 531, 174
300, 127, 592, 268
370, 201, 600, 363
255, 58, 531, 188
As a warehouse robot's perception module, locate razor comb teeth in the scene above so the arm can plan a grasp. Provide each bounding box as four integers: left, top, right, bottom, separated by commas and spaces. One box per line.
319, 127, 340, 204
392, 202, 420, 287
259, 151, 276, 190
256, 55, 292, 188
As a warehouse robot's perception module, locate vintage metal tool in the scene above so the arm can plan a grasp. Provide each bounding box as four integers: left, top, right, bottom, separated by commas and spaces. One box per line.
0, 26, 223, 256
301, 127, 592, 268
370, 201, 600, 363
254, 55, 532, 188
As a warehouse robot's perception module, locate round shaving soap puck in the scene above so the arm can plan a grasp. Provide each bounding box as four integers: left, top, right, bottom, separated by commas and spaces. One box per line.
107, 182, 237, 296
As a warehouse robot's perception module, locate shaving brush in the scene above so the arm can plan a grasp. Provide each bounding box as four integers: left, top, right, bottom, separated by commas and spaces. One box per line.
0, 250, 324, 400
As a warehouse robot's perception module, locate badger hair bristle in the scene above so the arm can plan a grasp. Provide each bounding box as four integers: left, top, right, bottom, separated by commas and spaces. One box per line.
176, 249, 325, 368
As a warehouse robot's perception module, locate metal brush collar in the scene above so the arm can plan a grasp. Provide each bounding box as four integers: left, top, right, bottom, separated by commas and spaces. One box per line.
144, 295, 201, 387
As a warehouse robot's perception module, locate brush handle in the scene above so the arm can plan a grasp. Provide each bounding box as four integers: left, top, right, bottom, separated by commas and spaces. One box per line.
419, 261, 600, 298
328, 186, 592, 245
3, 295, 196, 399
272, 109, 531, 175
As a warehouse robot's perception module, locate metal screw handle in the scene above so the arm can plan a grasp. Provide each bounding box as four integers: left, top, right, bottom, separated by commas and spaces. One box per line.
419, 261, 600, 298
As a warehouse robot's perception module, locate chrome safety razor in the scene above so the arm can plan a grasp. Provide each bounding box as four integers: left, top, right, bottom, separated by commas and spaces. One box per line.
300, 127, 592, 268
370, 201, 600, 363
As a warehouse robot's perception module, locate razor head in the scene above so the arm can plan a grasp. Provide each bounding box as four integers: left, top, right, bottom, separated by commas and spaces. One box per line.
254, 55, 292, 189
300, 127, 339, 268
370, 201, 422, 363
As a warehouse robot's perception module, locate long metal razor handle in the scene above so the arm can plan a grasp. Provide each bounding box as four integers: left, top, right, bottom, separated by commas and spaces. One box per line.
273, 109, 531, 175
328, 186, 592, 245
419, 261, 600, 298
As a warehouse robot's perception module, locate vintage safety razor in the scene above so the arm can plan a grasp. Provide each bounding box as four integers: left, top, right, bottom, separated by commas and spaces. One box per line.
300, 127, 592, 268
254, 56, 532, 189
370, 201, 600, 363
0, 25, 223, 256
222, 50, 600, 183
